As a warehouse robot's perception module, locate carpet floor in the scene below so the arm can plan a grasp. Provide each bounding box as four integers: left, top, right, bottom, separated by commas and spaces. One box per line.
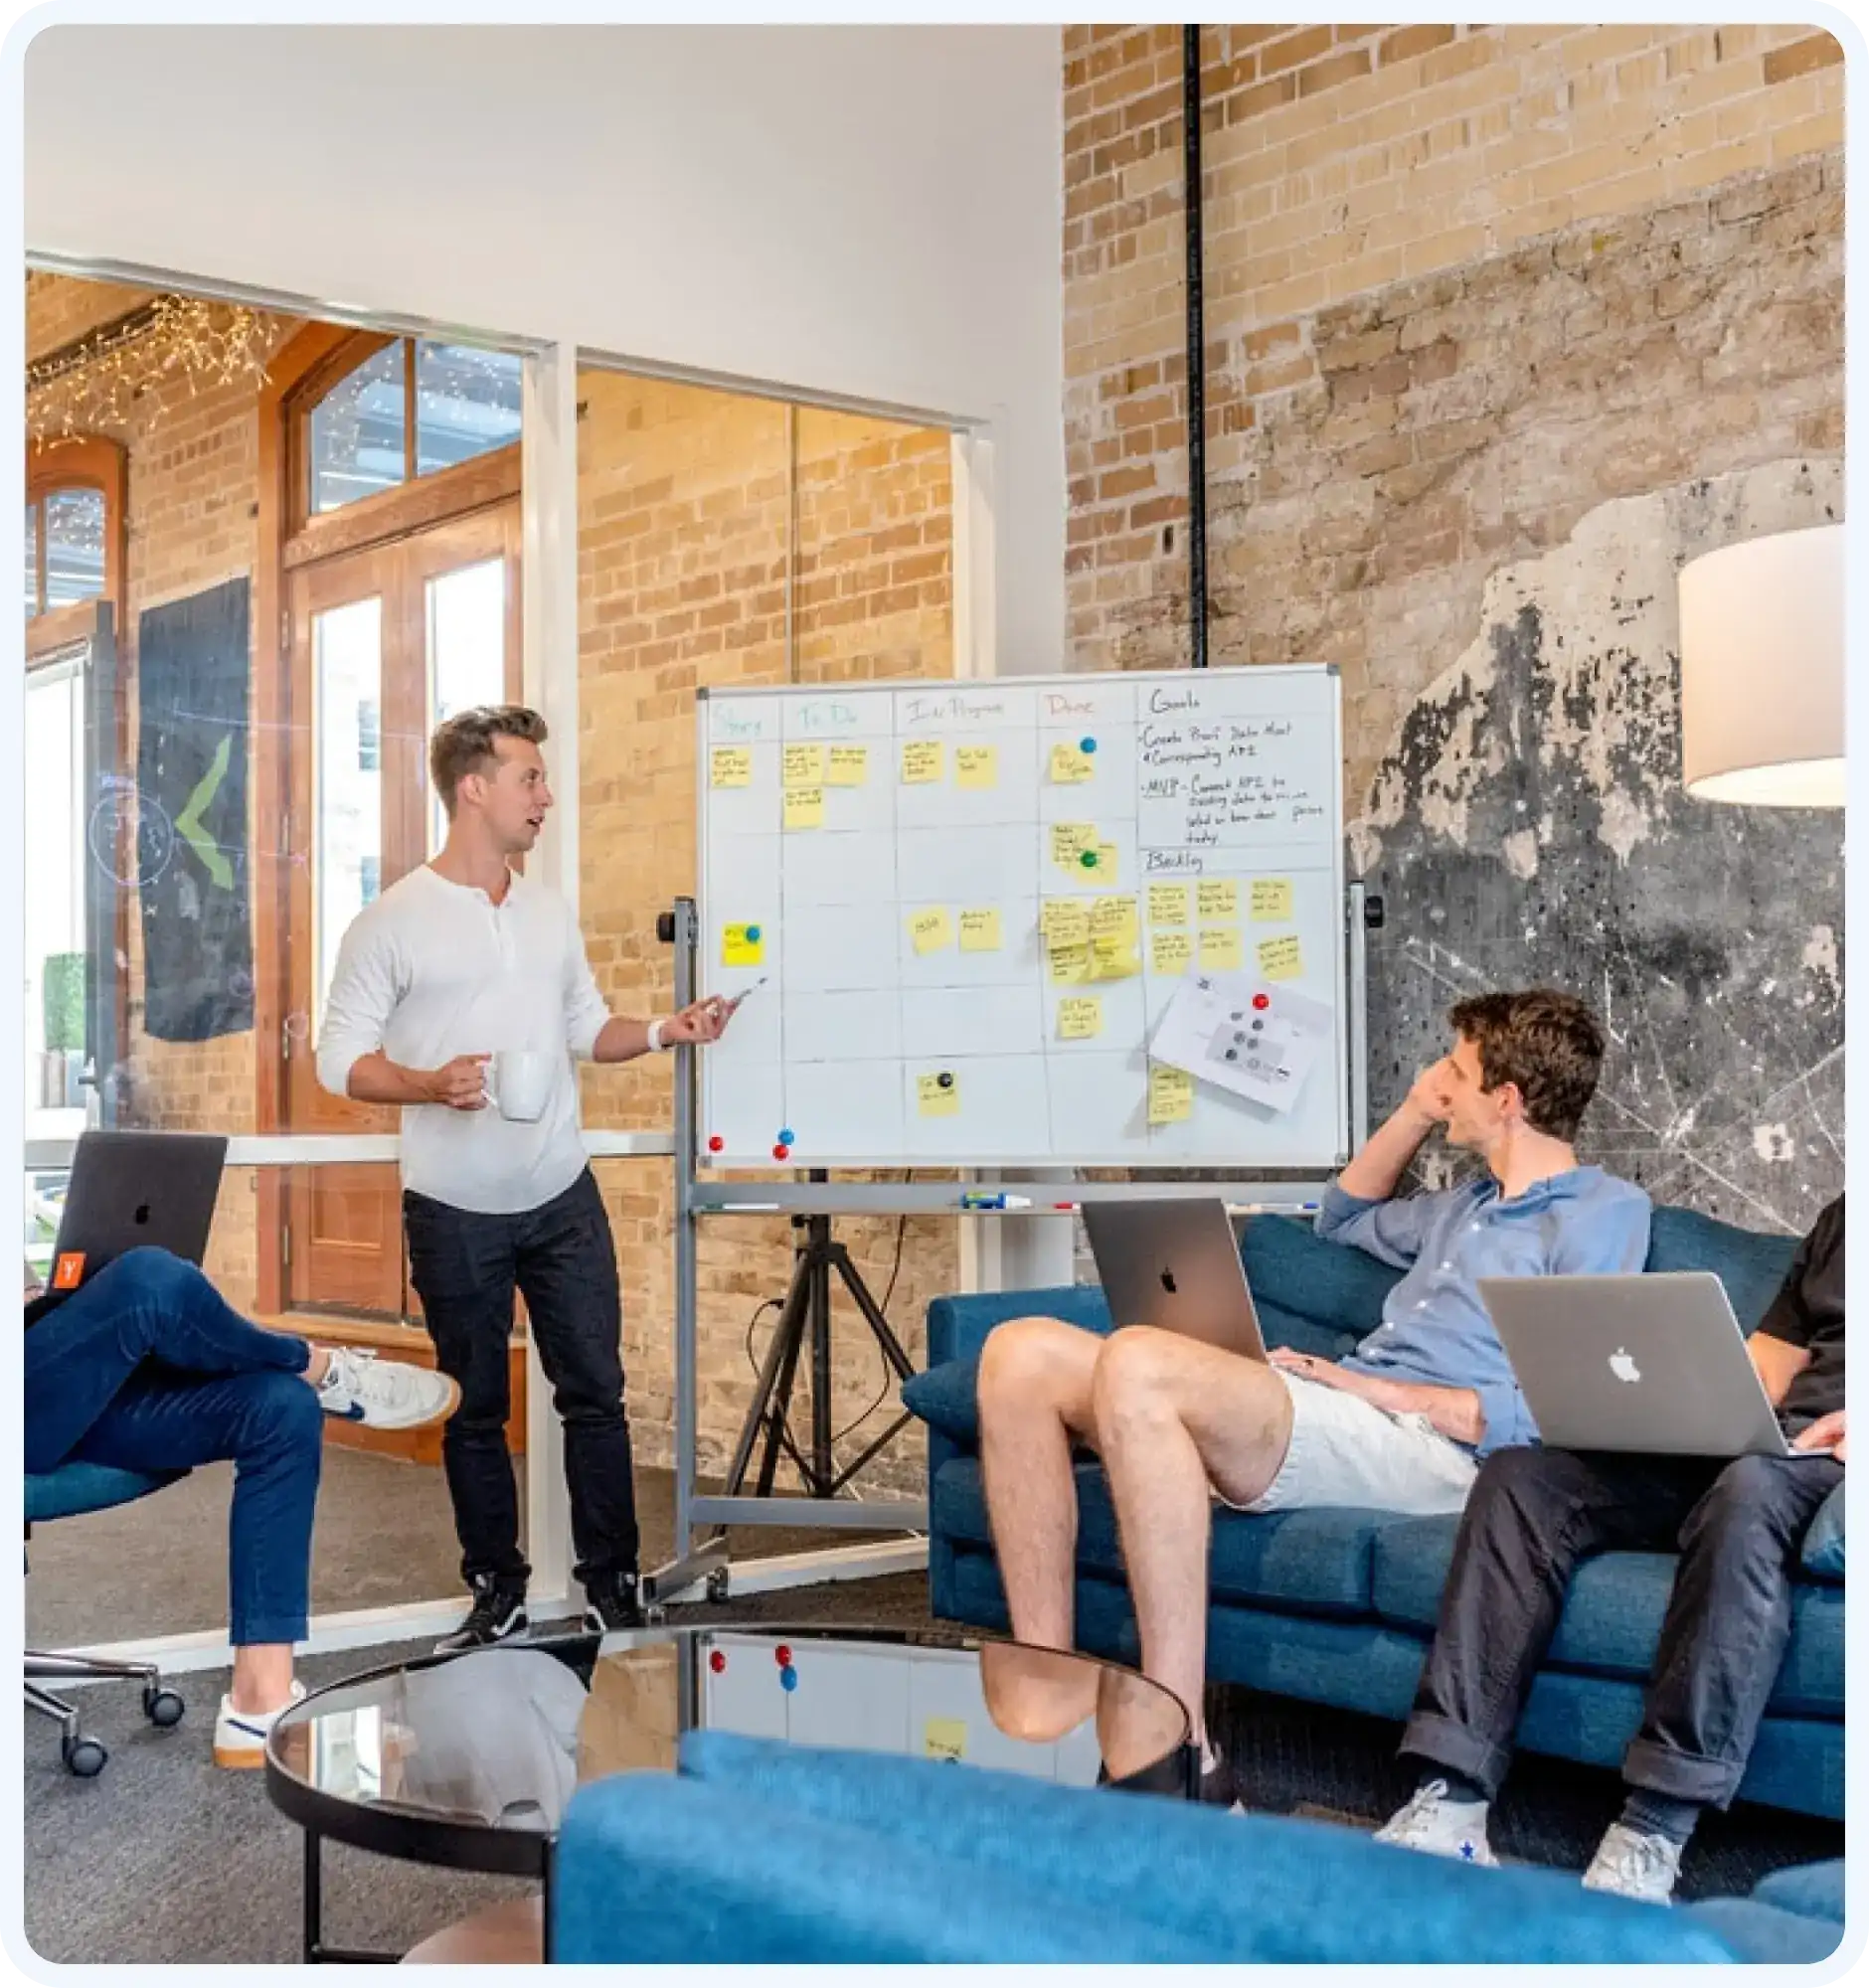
25, 1566, 1838, 1964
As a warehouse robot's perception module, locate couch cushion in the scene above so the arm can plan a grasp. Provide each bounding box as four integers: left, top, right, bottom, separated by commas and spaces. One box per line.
1683, 1900, 1842, 1964
1800, 1481, 1844, 1581
1242, 1215, 1398, 1341
902, 1357, 982, 1447
1751, 1859, 1845, 1922
1372, 1515, 1843, 1718
1645, 1205, 1797, 1330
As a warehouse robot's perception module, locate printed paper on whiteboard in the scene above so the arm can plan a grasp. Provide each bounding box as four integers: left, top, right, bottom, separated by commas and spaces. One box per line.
1147, 970, 1331, 1114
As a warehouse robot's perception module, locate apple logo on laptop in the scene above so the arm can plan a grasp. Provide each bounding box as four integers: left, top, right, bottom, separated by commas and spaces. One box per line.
1609, 1347, 1641, 1384
1159, 1268, 1178, 1296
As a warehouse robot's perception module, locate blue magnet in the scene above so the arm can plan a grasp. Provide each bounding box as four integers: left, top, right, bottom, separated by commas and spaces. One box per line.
779, 1665, 798, 1692
1080, 737, 1098, 754
778, 1127, 795, 1146
747, 924, 762, 942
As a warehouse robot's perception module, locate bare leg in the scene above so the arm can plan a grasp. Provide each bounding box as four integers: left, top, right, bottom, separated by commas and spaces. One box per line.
230, 1644, 296, 1714
1092, 1329, 1295, 1748
977, 1315, 1104, 1730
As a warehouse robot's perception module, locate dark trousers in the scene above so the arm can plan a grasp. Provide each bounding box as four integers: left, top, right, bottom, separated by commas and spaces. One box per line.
404, 1168, 639, 1592
26, 1247, 321, 1646
1402, 1444, 1842, 1808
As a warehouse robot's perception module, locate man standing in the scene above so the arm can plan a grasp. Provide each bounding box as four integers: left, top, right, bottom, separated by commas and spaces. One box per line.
1376, 1194, 1843, 1902
317, 705, 731, 1647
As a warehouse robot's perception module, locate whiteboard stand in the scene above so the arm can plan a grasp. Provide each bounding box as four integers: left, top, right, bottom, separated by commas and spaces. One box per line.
644, 899, 931, 1613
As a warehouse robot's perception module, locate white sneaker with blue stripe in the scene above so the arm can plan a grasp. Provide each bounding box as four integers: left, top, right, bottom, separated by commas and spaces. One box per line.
314, 1349, 458, 1430
1374, 1780, 1499, 1867
213, 1680, 306, 1769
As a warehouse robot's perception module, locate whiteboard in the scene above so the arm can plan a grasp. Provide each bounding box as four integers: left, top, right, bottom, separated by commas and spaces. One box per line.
696, 667, 1347, 1168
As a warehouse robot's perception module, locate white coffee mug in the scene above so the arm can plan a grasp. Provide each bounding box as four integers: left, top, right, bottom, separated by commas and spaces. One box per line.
485, 1050, 555, 1123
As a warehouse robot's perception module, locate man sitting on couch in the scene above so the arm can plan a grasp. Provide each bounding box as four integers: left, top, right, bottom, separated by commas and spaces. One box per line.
976, 988, 1651, 1800
1377, 1193, 1843, 1903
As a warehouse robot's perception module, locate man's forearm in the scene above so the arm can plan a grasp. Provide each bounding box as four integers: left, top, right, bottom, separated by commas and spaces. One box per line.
1335, 1100, 1439, 1202
1359, 1374, 1485, 1446
346, 1052, 439, 1106
593, 1016, 656, 1065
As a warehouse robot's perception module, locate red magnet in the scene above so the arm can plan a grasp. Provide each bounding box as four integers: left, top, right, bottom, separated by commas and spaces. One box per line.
772, 1142, 790, 1161
1252, 993, 1271, 1011
709, 1649, 727, 1674
774, 1645, 793, 1668
708, 1134, 725, 1153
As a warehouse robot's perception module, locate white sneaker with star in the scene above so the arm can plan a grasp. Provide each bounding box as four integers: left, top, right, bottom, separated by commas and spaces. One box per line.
1374, 1779, 1499, 1867
315, 1348, 459, 1430
1582, 1822, 1683, 1905
213, 1679, 307, 1769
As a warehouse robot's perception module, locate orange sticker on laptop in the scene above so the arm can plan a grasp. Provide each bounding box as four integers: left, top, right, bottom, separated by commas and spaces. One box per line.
52, 1252, 86, 1291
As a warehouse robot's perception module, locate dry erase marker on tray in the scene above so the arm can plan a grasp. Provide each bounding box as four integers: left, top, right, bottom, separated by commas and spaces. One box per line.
957, 1193, 1033, 1211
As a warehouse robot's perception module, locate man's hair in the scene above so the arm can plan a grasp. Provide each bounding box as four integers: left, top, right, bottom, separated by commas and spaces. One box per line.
1445, 988, 1607, 1142
429, 706, 548, 818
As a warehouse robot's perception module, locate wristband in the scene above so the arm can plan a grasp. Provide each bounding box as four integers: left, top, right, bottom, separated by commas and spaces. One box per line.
647, 1018, 666, 1054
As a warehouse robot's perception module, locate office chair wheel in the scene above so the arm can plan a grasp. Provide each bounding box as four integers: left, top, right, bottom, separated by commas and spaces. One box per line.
143, 1685, 185, 1729
62, 1735, 107, 1778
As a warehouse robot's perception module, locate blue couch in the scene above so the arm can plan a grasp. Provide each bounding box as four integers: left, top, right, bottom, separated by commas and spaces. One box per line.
902, 1204, 1844, 1820
553, 1730, 1846, 1962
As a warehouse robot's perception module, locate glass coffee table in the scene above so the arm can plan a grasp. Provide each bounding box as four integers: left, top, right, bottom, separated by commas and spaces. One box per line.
264, 1621, 1191, 1962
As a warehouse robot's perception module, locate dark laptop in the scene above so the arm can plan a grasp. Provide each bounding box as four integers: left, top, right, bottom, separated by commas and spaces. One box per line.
27, 1131, 228, 1323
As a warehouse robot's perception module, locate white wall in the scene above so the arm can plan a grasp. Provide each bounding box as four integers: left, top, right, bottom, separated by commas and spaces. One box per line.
24, 23, 1065, 669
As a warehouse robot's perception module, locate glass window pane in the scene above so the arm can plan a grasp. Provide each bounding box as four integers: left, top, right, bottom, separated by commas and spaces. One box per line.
426, 558, 508, 852
25, 500, 38, 618
43, 488, 105, 608
24, 661, 86, 1138
314, 598, 383, 1032
417, 342, 523, 477
311, 344, 407, 515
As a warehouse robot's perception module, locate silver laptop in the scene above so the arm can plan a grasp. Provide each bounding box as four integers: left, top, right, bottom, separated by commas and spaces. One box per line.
1082, 1199, 1267, 1359
1480, 1272, 1799, 1458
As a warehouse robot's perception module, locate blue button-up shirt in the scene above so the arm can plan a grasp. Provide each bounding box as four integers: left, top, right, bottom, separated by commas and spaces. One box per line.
1316, 1168, 1652, 1457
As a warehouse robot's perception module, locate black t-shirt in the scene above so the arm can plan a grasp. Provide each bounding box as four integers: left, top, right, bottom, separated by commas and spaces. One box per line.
1757, 1195, 1844, 1434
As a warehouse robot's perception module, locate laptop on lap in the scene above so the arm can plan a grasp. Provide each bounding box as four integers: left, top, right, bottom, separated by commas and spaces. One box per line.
1479, 1272, 1809, 1458
1082, 1199, 1268, 1359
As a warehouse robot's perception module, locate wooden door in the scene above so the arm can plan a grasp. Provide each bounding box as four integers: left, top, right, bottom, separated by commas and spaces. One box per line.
281, 504, 521, 1315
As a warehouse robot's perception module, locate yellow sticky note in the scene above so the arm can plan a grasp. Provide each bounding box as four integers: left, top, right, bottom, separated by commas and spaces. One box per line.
1259, 934, 1304, 981
959, 908, 1002, 953
956, 745, 998, 789
783, 785, 824, 831
722, 923, 765, 967
1050, 743, 1095, 784
1091, 897, 1138, 946
1058, 996, 1103, 1041
1049, 942, 1093, 984
826, 744, 869, 787
918, 1072, 960, 1117
1091, 938, 1141, 981
1051, 821, 1096, 870
1096, 843, 1119, 883
782, 744, 824, 789
710, 746, 753, 789
1148, 1064, 1195, 1125
1197, 881, 1239, 921
1040, 900, 1091, 949
1251, 878, 1294, 921
902, 740, 943, 784
1151, 928, 1194, 976
924, 1716, 967, 1762
910, 908, 954, 956
1199, 925, 1243, 969
1148, 883, 1190, 926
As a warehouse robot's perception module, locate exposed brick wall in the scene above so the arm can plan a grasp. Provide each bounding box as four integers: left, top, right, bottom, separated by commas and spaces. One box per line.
577, 374, 956, 1487
25, 271, 155, 361
1064, 23, 1845, 685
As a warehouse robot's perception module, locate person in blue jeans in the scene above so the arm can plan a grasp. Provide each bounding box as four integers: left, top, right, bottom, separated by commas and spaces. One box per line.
26, 1246, 456, 1767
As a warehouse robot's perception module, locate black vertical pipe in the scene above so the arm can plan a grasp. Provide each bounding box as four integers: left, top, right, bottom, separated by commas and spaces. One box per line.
1182, 24, 1209, 670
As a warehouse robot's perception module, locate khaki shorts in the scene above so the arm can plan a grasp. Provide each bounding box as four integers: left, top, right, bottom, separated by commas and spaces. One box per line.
1224, 1370, 1478, 1517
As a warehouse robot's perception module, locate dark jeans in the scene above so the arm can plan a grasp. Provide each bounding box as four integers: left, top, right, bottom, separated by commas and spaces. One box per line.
1402, 1444, 1843, 1808
26, 1247, 321, 1646
404, 1168, 638, 1591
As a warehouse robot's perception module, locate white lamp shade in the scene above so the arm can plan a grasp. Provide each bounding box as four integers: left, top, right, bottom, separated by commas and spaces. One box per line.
1678, 523, 1844, 807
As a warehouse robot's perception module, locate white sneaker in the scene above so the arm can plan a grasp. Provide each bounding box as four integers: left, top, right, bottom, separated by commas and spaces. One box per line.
315, 1348, 459, 1430
1374, 1779, 1499, 1867
213, 1679, 306, 1769
1583, 1822, 1682, 1905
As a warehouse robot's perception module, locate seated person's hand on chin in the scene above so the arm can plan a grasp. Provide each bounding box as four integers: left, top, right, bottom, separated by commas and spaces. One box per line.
1792, 1409, 1846, 1463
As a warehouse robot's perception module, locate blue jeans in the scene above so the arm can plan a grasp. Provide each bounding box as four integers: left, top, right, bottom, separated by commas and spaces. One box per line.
26, 1247, 322, 1647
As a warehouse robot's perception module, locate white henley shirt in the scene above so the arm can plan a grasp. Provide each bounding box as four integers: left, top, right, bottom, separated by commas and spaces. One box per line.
315, 864, 612, 1216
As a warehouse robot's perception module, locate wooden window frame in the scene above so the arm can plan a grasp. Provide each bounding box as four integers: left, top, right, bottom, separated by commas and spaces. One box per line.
27, 433, 128, 658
